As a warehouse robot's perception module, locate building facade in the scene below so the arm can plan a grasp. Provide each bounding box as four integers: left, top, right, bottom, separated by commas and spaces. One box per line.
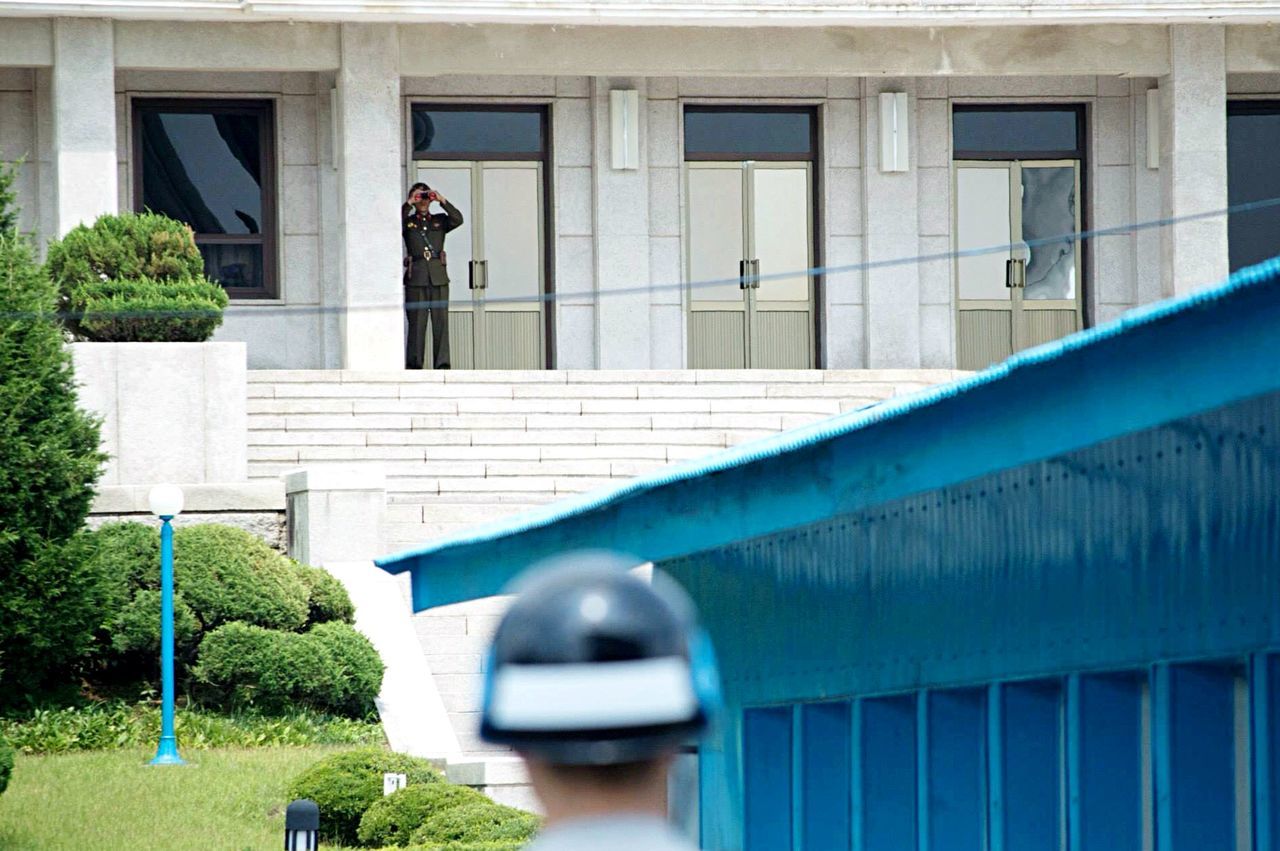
2, 7, 1280, 372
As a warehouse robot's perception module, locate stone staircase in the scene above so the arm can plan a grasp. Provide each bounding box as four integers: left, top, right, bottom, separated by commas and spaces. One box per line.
246, 368, 963, 753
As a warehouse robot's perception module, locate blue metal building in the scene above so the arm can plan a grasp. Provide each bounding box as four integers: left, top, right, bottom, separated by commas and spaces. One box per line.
379, 259, 1280, 851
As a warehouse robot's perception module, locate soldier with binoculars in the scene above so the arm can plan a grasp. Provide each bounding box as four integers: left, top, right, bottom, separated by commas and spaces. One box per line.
402, 182, 464, 370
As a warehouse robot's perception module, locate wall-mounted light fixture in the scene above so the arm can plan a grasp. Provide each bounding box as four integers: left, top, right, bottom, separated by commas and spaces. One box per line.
1146, 87, 1161, 170
879, 92, 909, 173
610, 89, 640, 170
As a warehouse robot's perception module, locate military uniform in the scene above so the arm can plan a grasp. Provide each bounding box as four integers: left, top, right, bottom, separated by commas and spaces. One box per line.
402, 198, 464, 369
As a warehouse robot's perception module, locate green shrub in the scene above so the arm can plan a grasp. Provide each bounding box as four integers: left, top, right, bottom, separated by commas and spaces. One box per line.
0, 160, 18, 237
358, 784, 486, 847
307, 621, 384, 716
0, 233, 106, 700
0, 739, 12, 796
71, 275, 228, 343
44, 212, 226, 342
411, 802, 540, 846
0, 702, 384, 754
295, 562, 356, 624
286, 747, 444, 846
108, 588, 201, 657
172, 525, 310, 632
193, 621, 383, 716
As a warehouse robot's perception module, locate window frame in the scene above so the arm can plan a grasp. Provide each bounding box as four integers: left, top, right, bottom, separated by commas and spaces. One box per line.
1226, 99, 1280, 273
951, 103, 1086, 161
409, 103, 547, 161
131, 97, 279, 300
682, 105, 818, 162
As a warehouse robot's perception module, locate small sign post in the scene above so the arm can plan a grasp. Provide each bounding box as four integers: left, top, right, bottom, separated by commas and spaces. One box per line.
383, 772, 408, 796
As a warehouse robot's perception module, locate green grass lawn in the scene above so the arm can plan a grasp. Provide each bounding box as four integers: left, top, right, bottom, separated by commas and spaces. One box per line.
0, 745, 350, 850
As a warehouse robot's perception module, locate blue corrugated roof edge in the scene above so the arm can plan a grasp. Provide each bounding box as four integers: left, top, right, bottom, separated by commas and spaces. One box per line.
376, 255, 1280, 574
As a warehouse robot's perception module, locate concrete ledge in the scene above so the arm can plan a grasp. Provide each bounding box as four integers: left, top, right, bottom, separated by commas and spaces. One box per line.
284, 465, 388, 494
91, 481, 285, 514
446, 756, 529, 787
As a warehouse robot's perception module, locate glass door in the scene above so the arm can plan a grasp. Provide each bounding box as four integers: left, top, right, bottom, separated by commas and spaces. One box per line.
954, 160, 1081, 370
687, 162, 749, 368
415, 161, 544, 369
686, 162, 813, 368
749, 163, 814, 369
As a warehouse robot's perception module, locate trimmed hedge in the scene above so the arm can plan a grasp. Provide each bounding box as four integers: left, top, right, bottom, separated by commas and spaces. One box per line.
357, 784, 486, 848
44, 212, 226, 342
286, 748, 444, 846
405, 844, 525, 851
172, 525, 310, 633
71, 276, 228, 343
294, 562, 356, 624
410, 802, 540, 846
193, 621, 382, 716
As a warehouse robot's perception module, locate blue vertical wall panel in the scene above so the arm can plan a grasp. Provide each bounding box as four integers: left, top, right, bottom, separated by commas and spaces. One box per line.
927, 689, 987, 851
1155, 664, 1237, 851
1073, 674, 1144, 851
1001, 680, 1063, 851
800, 702, 851, 850
744, 706, 793, 851
1254, 654, 1278, 851
861, 695, 917, 851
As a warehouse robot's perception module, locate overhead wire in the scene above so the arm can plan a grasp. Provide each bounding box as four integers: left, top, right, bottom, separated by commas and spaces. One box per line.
2, 195, 1279, 323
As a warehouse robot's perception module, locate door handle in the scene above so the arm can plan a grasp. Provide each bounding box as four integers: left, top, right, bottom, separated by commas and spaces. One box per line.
469, 260, 488, 291
1005, 258, 1026, 289
739, 260, 749, 290
750, 259, 761, 289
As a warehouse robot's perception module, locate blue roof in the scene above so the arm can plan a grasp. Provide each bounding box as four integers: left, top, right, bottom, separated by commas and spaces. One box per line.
377, 257, 1280, 613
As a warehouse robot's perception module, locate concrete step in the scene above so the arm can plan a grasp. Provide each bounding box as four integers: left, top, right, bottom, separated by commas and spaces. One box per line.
244, 368, 964, 755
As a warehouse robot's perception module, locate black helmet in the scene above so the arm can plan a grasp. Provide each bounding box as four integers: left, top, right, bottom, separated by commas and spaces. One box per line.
479, 551, 721, 765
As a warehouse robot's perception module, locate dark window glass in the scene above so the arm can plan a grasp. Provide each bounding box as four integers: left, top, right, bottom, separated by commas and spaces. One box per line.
135, 100, 276, 297
411, 108, 544, 157
953, 109, 1081, 156
141, 112, 263, 234
1228, 103, 1280, 271
684, 109, 814, 158
200, 244, 264, 291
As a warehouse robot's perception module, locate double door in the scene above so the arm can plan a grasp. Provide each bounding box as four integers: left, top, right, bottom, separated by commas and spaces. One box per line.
414, 161, 545, 369
686, 162, 814, 369
954, 160, 1083, 370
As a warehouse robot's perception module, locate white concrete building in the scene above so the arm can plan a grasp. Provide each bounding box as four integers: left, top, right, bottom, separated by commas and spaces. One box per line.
2, 8, 1280, 372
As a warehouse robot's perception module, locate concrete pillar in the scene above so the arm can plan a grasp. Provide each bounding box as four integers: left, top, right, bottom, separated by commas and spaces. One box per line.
336, 24, 403, 370
592, 77, 652, 368
863, 79, 922, 368
284, 466, 387, 567
1160, 25, 1229, 296
51, 19, 117, 235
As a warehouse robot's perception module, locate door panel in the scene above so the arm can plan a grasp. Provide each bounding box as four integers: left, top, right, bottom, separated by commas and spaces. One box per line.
750, 165, 811, 306
688, 165, 747, 305
415, 160, 545, 369
481, 165, 541, 307
415, 164, 474, 305
1020, 164, 1078, 302
955, 160, 1082, 370
956, 166, 1013, 302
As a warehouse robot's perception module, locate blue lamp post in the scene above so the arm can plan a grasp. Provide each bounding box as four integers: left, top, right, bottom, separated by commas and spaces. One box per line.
148, 484, 187, 766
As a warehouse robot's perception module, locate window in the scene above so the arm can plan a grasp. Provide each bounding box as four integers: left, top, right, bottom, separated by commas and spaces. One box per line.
1227, 101, 1280, 272
133, 99, 277, 298
953, 106, 1083, 159
683, 107, 816, 160
411, 106, 546, 159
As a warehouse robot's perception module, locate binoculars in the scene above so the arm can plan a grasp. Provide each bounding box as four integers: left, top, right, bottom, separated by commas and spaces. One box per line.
415, 189, 439, 203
